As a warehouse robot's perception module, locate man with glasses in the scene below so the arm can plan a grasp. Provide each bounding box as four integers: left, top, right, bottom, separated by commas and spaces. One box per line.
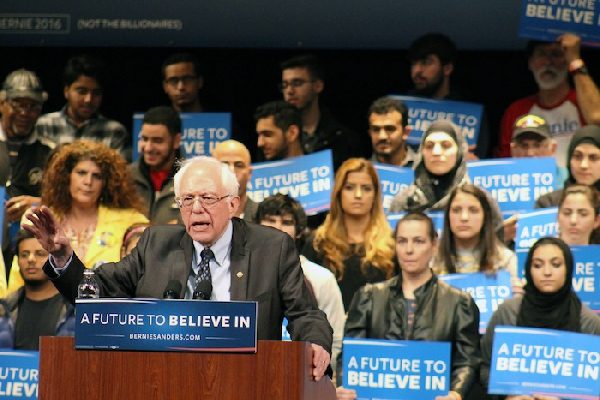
497, 33, 600, 165
35, 55, 129, 159
0, 69, 55, 224
26, 156, 333, 380
162, 53, 204, 113
279, 54, 363, 170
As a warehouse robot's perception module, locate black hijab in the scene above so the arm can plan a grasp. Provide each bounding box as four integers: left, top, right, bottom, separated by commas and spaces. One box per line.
566, 125, 600, 190
517, 237, 582, 332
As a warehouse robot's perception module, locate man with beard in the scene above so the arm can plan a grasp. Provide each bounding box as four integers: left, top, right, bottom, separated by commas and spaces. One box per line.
162, 53, 204, 113
35, 55, 129, 159
0, 230, 74, 349
131, 106, 182, 225
368, 96, 417, 167
255, 100, 304, 161
407, 33, 489, 159
497, 33, 600, 168
0, 69, 55, 224
279, 54, 363, 170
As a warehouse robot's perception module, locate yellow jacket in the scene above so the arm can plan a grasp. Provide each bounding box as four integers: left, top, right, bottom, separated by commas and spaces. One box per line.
8, 206, 148, 293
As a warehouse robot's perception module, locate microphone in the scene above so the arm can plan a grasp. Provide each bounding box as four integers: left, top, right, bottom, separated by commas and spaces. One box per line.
193, 280, 212, 300
163, 280, 182, 299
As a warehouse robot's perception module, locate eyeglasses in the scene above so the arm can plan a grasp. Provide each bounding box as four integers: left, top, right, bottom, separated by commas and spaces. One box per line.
175, 194, 230, 209
164, 75, 198, 86
8, 100, 42, 114
278, 79, 314, 91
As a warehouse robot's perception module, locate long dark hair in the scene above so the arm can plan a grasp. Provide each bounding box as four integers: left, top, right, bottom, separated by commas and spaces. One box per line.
438, 184, 499, 273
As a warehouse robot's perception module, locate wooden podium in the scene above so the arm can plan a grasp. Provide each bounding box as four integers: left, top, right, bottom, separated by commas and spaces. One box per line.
39, 337, 336, 399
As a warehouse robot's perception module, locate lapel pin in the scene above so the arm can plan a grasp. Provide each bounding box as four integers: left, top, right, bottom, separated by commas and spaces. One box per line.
236, 272, 244, 278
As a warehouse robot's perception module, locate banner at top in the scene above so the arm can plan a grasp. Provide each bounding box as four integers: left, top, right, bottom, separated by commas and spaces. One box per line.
519, 0, 600, 45
131, 112, 231, 161
246, 150, 333, 216
388, 95, 483, 148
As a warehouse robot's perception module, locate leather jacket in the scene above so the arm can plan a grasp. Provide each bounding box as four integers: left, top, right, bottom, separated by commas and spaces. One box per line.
342, 274, 481, 398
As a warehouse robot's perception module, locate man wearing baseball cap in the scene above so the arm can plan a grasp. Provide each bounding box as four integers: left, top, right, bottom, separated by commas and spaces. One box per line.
0, 69, 55, 224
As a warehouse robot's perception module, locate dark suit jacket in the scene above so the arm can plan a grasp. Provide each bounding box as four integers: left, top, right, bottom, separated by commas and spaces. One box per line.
44, 218, 333, 353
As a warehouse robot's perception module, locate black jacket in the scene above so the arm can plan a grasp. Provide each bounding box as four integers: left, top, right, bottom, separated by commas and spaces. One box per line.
341, 274, 481, 398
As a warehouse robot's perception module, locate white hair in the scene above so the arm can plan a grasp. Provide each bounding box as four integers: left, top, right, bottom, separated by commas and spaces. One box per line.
174, 156, 239, 197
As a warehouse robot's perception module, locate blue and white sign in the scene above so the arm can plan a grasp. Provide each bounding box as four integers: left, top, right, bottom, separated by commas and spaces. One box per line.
132, 112, 231, 161
373, 163, 413, 212
515, 208, 559, 249
439, 271, 513, 333
489, 326, 600, 399
519, 0, 600, 45
517, 245, 600, 313
247, 150, 333, 216
571, 245, 600, 313
386, 211, 444, 236
389, 95, 483, 148
0, 350, 39, 399
342, 338, 451, 400
75, 298, 257, 352
467, 157, 557, 215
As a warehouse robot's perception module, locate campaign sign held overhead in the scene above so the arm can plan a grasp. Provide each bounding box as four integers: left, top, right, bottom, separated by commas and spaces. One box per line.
373, 163, 413, 212
467, 157, 557, 215
389, 95, 483, 148
132, 112, 231, 161
75, 298, 257, 352
439, 271, 513, 333
342, 338, 450, 400
489, 326, 600, 398
519, 0, 600, 45
247, 150, 333, 216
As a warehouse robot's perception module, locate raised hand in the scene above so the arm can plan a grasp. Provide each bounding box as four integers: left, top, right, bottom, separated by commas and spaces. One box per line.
23, 205, 73, 267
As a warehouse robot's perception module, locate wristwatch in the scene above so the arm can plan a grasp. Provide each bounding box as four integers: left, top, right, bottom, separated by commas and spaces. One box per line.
569, 59, 589, 76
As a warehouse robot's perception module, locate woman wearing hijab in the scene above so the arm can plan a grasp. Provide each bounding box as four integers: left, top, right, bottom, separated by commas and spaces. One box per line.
480, 237, 600, 399
536, 125, 600, 208
390, 120, 468, 213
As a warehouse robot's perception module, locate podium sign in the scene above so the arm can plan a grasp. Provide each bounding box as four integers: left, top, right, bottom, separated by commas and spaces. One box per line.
75, 298, 257, 352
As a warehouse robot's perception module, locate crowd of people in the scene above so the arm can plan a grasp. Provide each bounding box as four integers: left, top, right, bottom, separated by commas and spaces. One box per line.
0, 30, 599, 400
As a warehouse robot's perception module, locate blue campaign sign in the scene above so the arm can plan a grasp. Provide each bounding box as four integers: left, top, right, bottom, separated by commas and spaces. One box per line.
75, 298, 257, 352
515, 207, 559, 249
439, 271, 512, 333
131, 112, 231, 161
570, 245, 600, 313
489, 326, 600, 398
342, 338, 451, 400
517, 245, 600, 313
0, 350, 39, 399
373, 163, 414, 212
386, 211, 444, 236
519, 0, 600, 45
247, 150, 333, 216
467, 157, 557, 215
388, 95, 483, 148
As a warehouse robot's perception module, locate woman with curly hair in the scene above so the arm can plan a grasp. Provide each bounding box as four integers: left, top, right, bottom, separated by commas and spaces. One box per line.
302, 158, 395, 310
8, 141, 148, 290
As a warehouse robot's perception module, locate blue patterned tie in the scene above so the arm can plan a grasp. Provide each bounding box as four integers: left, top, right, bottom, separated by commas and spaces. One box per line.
198, 248, 214, 283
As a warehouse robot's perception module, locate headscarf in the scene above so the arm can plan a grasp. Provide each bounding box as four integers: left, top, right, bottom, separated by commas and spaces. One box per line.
517, 237, 582, 332
565, 125, 600, 190
393, 120, 468, 212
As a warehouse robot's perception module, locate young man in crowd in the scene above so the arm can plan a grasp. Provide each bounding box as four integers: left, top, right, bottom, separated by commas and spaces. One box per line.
162, 53, 204, 113
131, 106, 182, 225
255, 100, 304, 161
35, 54, 129, 158
0, 230, 74, 349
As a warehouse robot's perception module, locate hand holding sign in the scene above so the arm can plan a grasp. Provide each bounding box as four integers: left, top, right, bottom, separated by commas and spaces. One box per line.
559, 32, 582, 63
